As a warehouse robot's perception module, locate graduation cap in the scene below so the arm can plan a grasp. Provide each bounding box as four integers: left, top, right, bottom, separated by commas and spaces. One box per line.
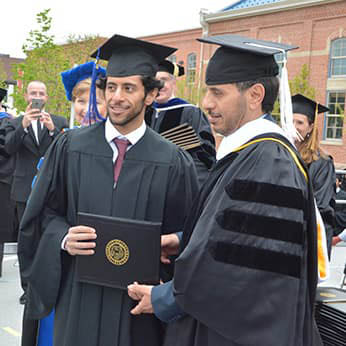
292, 94, 329, 123
160, 123, 201, 151
91, 34, 177, 78
61, 61, 106, 101
197, 34, 298, 85
0, 88, 7, 103
158, 60, 185, 77
198, 34, 300, 142
292, 94, 329, 151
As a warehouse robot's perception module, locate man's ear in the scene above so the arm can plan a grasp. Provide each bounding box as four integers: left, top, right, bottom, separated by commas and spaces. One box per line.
145, 88, 158, 106
247, 83, 265, 111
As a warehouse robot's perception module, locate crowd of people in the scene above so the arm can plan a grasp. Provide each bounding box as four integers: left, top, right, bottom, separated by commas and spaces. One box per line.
0, 32, 345, 346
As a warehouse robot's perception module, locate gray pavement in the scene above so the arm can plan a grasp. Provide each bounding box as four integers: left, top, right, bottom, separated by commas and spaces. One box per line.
0, 247, 24, 346
320, 242, 346, 288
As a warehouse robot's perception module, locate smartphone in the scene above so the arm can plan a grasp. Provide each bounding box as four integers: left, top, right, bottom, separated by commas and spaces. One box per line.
31, 98, 44, 111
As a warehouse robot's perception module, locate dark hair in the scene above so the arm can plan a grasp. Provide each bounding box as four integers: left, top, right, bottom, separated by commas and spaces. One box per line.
235, 76, 280, 114
140, 76, 163, 96
96, 77, 106, 90
96, 76, 163, 96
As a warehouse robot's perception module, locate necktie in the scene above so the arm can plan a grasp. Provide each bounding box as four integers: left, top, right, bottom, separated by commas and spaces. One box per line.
113, 138, 130, 183
36, 120, 42, 144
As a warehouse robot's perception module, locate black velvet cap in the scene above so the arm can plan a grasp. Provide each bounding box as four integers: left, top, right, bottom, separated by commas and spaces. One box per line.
292, 94, 329, 122
91, 34, 177, 78
0, 88, 7, 102
158, 60, 185, 77
197, 34, 298, 85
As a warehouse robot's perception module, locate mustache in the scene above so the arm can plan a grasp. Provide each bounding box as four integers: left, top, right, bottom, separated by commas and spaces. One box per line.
208, 112, 221, 117
108, 102, 129, 108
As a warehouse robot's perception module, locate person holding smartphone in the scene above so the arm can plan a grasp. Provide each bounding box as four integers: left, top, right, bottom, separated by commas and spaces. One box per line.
3, 80, 68, 307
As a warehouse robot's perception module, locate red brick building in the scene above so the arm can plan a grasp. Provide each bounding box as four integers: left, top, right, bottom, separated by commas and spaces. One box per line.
141, 0, 346, 167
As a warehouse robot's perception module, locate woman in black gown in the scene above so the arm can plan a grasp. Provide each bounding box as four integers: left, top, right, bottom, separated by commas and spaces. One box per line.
292, 94, 336, 258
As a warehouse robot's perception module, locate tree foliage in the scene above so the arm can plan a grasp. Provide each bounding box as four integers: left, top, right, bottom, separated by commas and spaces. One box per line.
0, 60, 7, 88
272, 64, 316, 118
12, 9, 103, 119
289, 64, 316, 98
176, 78, 206, 106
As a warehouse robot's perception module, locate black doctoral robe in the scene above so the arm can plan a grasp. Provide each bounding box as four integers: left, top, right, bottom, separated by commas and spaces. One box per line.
308, 155, 336, 256
146, 99, 216, 186
165, 133, 322, 346
18, 121, 199, 346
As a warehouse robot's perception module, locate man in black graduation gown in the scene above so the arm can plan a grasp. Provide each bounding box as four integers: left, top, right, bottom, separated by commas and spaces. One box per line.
3, 81, 68, 305
145, 60, 216, 185
128, 34, 323, 346
18, 34, 199, 346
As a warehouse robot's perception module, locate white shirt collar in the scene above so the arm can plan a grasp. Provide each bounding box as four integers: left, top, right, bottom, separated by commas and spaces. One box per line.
105, 117, 146, 145
216, 117, 291, 161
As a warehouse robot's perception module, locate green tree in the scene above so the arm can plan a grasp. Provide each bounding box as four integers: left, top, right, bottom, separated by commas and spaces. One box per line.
289, 64, 316, 98
11, 9, 104, 119
272, 64, 316, 119
176, 78, 206, 106
64, 34, 106, 66
12, 9, 69, 115
0, 60, 7, 88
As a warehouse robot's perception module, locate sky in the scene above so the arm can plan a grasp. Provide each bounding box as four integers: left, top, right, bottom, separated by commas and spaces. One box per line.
3, 0, 235, 58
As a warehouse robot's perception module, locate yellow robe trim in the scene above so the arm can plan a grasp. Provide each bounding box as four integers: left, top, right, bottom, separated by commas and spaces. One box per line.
317, 218, 328, 280
233, 137, 307, 181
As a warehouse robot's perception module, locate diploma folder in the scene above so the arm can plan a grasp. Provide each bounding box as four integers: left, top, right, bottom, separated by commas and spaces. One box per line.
76, 212, 161, 290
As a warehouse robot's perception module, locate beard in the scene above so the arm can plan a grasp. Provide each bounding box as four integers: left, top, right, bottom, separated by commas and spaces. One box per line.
216, 95, 248, 137
108, 97, 146, 128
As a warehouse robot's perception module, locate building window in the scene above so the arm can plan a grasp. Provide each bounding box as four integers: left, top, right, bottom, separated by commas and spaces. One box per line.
325, 91, 345, 140
330, 38, 346, 77
168, 55, 176, 63
187, 53, 196, 84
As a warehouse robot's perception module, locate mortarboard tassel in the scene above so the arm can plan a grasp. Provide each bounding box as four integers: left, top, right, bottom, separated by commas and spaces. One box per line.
278, 52, 302, 144
82, 49, 106, 126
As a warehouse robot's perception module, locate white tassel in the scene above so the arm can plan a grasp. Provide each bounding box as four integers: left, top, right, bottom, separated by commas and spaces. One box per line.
279, 57, 302, 144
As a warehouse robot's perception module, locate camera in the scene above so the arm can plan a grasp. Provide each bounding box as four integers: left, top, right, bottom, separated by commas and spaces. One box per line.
31, 98, 44, 111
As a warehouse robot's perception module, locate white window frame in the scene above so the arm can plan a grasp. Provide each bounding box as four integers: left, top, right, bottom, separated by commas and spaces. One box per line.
325, 91, 345, 141
187, 53, 196, 85
330, 38, 346, 77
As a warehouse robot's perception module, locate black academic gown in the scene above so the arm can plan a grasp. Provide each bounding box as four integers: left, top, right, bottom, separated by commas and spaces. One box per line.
165, 133, 322, 346
0, 117, 17, 243
18, 121, 199, 346
334, 188, 346, 235
308, 155, 336, 256
146, 100, 216, 186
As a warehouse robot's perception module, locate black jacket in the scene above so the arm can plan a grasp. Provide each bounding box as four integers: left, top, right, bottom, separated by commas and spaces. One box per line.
4, 114, 68, 202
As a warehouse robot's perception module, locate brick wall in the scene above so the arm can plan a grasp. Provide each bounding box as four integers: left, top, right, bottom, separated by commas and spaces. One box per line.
141, 1, 346, 166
